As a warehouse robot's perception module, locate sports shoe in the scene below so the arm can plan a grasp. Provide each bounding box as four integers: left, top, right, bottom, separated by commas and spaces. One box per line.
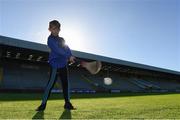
64, 102, 76, 110
36, 103, 46, 111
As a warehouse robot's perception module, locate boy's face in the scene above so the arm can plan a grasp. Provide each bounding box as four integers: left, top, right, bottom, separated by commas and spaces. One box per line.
49, 26, 60, 36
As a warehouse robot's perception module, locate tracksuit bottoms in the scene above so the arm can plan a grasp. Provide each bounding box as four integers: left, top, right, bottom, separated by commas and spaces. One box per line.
41, 66, 70, 105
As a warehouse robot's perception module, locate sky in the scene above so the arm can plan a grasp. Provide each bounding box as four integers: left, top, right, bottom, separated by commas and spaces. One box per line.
0, 0, 180, 72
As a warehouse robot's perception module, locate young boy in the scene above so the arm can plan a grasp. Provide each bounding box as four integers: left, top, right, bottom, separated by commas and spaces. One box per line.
36, 20, 76, 111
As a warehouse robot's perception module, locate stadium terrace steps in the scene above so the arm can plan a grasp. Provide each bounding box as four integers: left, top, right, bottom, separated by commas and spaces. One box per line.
69, 70, 93, 90
140, 79, 161, 89
147, 79, 180, 90
111, 74, 141, 91
134, 79, 161, 89
80, 73, 142, 91
127, 78, 147, 89
80, 75, 108, 91
127, 78, 162, 90
3, 62, 49, 89
69, 76, 93, 90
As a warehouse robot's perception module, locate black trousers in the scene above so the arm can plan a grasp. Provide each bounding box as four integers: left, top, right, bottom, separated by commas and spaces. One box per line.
42, 66, 70, 105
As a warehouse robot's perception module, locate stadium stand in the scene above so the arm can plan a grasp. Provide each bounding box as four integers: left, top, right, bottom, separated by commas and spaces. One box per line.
0, 35, 180, 93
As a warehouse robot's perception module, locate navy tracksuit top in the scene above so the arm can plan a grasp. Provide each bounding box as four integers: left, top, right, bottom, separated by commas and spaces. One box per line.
47, 34, 72, 68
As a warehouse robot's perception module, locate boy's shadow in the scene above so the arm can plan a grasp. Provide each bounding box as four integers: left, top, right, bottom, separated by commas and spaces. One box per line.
59, 109, 71, 119
32, 111, 44, 119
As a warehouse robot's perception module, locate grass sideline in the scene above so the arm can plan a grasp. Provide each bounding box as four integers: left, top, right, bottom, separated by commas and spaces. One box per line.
0, 93, 180, 119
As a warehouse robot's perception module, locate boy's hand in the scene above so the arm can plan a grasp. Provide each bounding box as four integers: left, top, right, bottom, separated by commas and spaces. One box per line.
69, 56, 76, 63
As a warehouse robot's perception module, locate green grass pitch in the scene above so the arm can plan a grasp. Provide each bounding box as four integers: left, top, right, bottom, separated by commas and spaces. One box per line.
0, 93, 180, 119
